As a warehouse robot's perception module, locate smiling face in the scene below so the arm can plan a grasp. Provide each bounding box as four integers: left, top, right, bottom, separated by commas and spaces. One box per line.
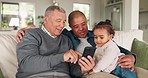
69, 15, 88, 38
44, 9, 66, 36
93, 28, 113, 47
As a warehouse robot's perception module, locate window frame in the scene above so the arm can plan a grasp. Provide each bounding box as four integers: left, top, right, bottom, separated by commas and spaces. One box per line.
1, 2, 19, 24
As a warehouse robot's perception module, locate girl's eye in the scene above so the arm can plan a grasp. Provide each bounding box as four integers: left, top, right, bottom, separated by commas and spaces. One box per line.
94, 36, 97, 39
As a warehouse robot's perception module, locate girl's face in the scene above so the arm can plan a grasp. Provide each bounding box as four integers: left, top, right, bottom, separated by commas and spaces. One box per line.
93, 28, 113, 47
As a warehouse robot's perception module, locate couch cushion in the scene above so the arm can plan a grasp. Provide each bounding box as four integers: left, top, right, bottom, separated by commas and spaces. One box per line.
131, 38, 148, 69
0, 33, 18, 78
86, 72, 118, 78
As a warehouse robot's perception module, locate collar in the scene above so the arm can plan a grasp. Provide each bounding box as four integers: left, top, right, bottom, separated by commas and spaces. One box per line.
41, 26, 57, 38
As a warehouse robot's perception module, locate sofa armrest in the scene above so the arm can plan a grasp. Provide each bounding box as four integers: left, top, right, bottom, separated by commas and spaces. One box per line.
135, 67, 148, 78
0, 32, 18, 78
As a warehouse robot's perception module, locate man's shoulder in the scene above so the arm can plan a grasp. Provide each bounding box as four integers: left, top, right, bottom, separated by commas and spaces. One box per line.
25, 28, 43, 37
25, 28, 43, 34
26, 28, 41, 33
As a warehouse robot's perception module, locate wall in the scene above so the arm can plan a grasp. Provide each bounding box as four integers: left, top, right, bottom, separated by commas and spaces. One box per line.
98, 0, 106, 21
139, 11, 148, 37
123, 0, 139, 30
100, 0, 139, 31
0, 0, 101, 29
139, 0, 148, 43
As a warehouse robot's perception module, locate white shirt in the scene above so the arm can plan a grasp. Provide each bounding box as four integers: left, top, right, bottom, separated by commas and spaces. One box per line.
93, 40, 124, 73
41, 26, 57, 38
76, 37, 92, 53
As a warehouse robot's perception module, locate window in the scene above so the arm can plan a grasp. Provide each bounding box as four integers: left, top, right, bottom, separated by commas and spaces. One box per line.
73, 3, 90, 27
1, 2, 35, 29
1, 2, 19, 29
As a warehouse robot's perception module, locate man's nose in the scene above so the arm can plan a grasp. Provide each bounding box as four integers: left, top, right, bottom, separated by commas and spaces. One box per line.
60, 22, 65, 28
79, 26, 83, 30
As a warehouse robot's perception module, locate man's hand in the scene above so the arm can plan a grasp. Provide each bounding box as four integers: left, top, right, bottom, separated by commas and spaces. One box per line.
118, 54, 135, 71
78, 56, 95, 74
64, 49, 79, 64
16, 27, 28, 43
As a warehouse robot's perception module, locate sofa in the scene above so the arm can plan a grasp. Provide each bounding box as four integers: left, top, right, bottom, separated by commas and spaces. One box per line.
0, 29, 148, 78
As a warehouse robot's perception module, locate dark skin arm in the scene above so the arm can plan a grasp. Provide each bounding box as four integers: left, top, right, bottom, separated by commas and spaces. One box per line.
118, 54, 135, 71
16, 27, 27, 43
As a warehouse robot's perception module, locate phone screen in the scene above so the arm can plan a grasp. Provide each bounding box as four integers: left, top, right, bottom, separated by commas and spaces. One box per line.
82, 46, 96, 57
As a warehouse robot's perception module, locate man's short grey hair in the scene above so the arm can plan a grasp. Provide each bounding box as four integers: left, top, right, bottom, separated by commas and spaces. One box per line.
45, 6, 66, 16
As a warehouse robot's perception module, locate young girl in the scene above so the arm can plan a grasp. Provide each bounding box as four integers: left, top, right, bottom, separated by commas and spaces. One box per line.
90, 20, 137, 78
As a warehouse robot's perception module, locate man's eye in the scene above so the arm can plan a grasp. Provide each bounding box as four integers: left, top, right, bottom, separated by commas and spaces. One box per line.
57, 20, 61, 22
81, 22, 86, 26
73, 25, 78, 28
63, 21, 66, 24
100, 37, 103, 39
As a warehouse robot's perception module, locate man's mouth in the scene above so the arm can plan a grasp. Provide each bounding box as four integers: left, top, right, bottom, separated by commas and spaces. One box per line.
79, 32, 85, 35
56, 28, 62, 32
79, 31, 86, 35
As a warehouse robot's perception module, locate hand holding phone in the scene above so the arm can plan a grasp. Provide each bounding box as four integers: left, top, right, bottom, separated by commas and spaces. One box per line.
82, 46, 96, 58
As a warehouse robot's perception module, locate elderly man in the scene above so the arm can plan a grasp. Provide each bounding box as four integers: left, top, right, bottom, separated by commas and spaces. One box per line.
16, 6, 79, 78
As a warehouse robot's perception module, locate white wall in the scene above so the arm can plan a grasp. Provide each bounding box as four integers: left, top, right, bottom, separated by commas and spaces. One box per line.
0, 0, 101, 29
99, 0, 139, 31
123, 0, 139, 30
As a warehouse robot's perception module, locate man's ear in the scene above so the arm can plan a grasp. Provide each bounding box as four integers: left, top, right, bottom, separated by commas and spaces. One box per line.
44, 16, 48, 23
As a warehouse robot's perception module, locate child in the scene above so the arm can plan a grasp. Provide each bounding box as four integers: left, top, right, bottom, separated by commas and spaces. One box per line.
90, 20, 137, 78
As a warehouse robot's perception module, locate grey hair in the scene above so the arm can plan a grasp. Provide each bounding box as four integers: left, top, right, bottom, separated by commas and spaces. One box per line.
44, 6, 66, 16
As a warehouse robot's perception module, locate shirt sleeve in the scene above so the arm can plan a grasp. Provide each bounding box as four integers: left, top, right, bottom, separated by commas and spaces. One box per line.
16, 29, 64, 73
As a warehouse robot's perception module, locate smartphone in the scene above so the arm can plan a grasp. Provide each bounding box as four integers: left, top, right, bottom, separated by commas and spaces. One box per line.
82, 46, 96, 57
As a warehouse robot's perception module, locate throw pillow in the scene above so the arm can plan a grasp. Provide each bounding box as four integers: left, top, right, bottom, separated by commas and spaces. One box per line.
131, 38, 148, 69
